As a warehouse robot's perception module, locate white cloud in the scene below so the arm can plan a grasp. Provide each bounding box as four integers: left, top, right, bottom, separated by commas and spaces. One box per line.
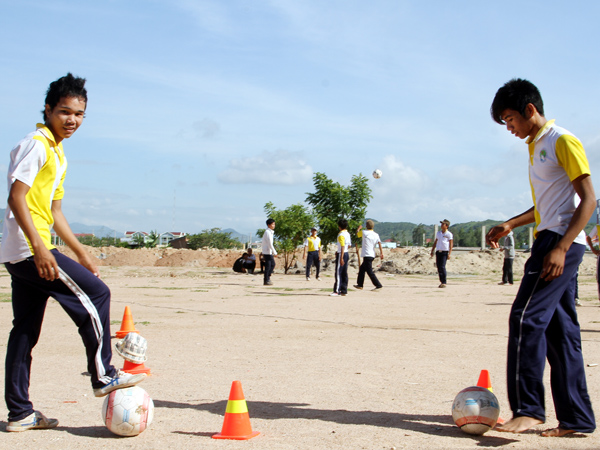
218, 149, 313, 185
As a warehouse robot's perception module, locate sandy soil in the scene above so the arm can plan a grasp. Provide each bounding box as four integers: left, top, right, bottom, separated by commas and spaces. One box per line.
0, 248, 599, 450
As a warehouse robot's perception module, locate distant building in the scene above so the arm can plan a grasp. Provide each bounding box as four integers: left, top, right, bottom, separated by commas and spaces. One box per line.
159, 232, 186, 246
381, 239, 397, 249
121, 231, 149, 246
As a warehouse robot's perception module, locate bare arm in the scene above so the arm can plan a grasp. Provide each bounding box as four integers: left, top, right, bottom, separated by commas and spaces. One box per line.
430, 239, 438, 257
378, 241, 384, 260
448, 239, 453, 259
7, 180, 59, 280
587, 235, 600, 256
486, 207, 535, 248
52, 199, 99, 277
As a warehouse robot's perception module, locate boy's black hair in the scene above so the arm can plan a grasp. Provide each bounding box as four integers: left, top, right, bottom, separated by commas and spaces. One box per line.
337, 218, 348, 230
266, 218, 275, 226
43, 73, 88, 121
491, 78, 544, 124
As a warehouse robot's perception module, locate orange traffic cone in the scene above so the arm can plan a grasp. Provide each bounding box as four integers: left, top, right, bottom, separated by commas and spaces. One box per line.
121, 359, 151, 375
476, 369, 492, 392
477, 370, 505, 425
212, 381, 260, 440
115, 306, 139, 338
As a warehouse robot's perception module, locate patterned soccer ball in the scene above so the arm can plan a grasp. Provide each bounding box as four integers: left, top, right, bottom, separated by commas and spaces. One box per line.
451, 386, 500, 435
102, 386, 154, 436
372, 169, 382, 179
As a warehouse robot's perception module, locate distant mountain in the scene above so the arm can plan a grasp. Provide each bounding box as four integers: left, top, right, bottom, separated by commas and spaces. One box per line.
222, 228, 260, 244
67, 223, 120, 237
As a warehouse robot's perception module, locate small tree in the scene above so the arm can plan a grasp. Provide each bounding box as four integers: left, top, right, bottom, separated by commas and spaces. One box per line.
305, 172, 372, 249
187, 228, 240, 250
258, 202, 314, 274
145, 230, 160, 248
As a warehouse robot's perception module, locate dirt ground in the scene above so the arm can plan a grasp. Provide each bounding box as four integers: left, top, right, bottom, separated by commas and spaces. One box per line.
0, 248, 599, 450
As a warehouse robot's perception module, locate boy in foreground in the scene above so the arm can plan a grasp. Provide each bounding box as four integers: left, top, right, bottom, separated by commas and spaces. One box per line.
1, 74, 145, 432
487, 78, 596, 437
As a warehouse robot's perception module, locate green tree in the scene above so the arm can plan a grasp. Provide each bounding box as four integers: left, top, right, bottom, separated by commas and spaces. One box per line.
145, 230, 160, 248
187, 228, 240, 250
412, 223, 426, 246
305, 172, 372, 249
258, 202, 314, 274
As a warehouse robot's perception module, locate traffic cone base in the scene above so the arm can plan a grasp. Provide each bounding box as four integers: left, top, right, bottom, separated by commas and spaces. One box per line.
115, 306, 140, 338
476, 369, 506, 425
121, 359, 151, 375
212, 381, 259, 440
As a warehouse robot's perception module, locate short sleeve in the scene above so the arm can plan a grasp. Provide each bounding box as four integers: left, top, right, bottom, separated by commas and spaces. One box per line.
10, 139, 47, 187
556, 134, 590, 181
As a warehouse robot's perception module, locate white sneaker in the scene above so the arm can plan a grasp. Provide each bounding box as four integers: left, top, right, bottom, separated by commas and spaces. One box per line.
316, 277, 321, 281
330, 292, 340, 296
306, 276, 311, 281
7, 411, 58, 432
93, 370, 147, 397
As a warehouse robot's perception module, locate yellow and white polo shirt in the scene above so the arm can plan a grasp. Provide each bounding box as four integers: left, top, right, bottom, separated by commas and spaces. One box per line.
0, 124, 67, 262
527, 120, 590, 245
304, 235, 321, 252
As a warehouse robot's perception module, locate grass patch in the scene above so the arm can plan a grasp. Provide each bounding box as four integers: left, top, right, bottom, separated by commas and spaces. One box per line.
0, 292, 12, 302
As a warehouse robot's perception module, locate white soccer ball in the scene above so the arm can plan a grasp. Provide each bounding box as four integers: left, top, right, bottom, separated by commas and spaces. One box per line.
372, 169, 382, 179
451, 386, 500, 435
102, 386, 154, 437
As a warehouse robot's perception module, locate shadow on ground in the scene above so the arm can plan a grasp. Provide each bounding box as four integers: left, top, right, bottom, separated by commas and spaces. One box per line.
154, 399, 519, 446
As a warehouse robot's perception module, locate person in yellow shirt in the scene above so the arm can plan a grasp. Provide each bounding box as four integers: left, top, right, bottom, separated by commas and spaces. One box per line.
302, 228, 322, 281
0, 74, 145, 432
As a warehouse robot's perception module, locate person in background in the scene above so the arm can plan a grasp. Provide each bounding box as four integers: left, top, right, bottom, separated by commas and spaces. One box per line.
430, 219, 453, 288
302, 228, 322, 281
499, 231, 515, 285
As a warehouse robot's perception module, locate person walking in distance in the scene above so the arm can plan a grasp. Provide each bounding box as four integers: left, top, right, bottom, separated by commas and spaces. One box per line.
354, 220, 384, 291
430, 219, 453, 288
261, 218, 277, 285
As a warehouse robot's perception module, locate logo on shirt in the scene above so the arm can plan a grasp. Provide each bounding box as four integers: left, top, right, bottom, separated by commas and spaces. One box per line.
539, 150, 547, 163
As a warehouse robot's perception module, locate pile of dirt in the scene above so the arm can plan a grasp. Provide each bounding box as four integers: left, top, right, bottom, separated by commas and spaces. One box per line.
57, 245, 598, 276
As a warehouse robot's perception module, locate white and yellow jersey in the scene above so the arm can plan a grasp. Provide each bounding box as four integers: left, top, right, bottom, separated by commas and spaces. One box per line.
528, 120, 590, 246
336, 229, 351, 253
0, 124, 67, 262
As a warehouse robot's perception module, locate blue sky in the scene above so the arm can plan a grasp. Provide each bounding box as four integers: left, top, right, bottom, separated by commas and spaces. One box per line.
1, 1, 599, 236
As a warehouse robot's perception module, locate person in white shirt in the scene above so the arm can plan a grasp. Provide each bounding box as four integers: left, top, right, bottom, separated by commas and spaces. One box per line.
430, 219, 453, 288
353, 220, 383, 290
261, 218, 277, 285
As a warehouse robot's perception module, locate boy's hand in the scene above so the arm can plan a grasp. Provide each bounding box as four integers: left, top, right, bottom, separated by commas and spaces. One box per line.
486, 223, 511, 248
77, 252, 100, 277
541, 247, 567, 281
34, 247, 60, 281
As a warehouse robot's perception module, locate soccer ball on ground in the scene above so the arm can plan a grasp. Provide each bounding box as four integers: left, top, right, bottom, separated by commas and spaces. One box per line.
372, 169, 382, 179
451, 386, 500, 435
102, 386, 154, 437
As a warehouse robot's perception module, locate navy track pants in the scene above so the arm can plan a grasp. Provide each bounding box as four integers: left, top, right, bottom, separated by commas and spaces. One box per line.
507, 230, 595, 432
4, 249, 117, 421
